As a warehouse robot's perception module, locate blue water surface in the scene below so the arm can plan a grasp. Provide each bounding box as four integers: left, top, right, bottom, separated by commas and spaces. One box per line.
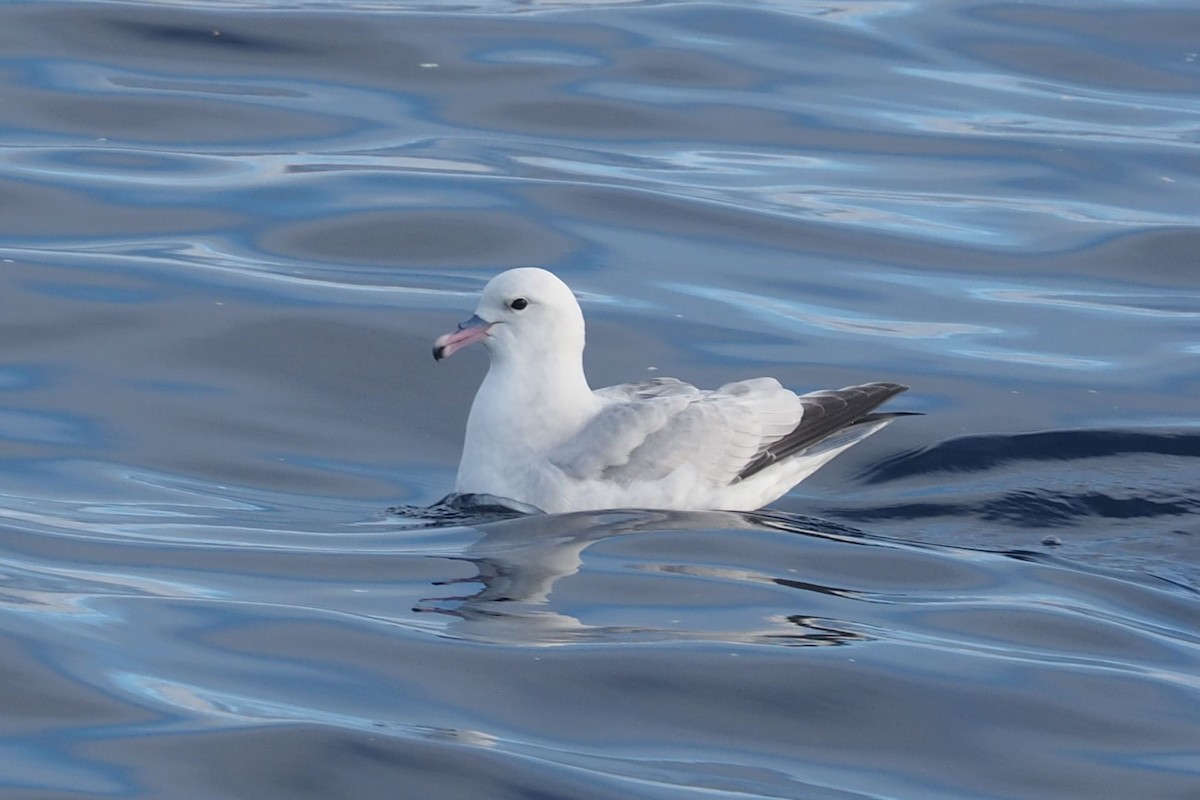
1, 1, 1198, 798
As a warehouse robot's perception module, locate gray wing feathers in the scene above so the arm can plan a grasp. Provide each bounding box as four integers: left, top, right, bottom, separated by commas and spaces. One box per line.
552, 378, 906, 487
552, 377, 807, 485
609, 397, 760, 485
550, 394, 693, 479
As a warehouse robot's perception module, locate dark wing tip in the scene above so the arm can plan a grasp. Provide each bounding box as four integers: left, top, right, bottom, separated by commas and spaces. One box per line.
735, 381, 910, 482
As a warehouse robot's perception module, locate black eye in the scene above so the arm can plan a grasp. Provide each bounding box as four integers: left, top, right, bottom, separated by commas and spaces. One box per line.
509, 298, 528, 310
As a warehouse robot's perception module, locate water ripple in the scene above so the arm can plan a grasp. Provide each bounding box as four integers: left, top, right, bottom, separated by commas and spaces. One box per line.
3, 3, 1200, 798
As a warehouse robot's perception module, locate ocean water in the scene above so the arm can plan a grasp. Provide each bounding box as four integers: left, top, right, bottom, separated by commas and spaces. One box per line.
1, 1, 1199, 798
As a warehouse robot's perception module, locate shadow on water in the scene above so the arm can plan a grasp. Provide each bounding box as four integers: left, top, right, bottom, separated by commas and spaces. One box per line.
864, 428, 1200, 480
850, 427, 1200, 524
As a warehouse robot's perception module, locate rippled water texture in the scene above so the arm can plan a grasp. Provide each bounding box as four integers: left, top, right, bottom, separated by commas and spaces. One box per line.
1, 1, 1199, 798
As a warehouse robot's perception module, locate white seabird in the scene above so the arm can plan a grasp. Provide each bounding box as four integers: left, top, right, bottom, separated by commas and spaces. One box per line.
433, 267, 907, 513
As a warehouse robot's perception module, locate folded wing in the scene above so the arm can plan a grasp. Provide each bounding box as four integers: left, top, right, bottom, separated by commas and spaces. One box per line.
551, 379, 907, 488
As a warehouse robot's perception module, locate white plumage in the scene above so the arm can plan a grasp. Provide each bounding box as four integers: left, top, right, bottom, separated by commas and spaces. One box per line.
433, 268, 907, 513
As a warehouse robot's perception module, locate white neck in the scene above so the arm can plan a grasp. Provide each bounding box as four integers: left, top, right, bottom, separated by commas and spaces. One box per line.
456, 343, 598, 492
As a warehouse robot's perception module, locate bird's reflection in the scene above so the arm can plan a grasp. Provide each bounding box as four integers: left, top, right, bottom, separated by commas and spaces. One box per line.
402, 495, 872, 647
